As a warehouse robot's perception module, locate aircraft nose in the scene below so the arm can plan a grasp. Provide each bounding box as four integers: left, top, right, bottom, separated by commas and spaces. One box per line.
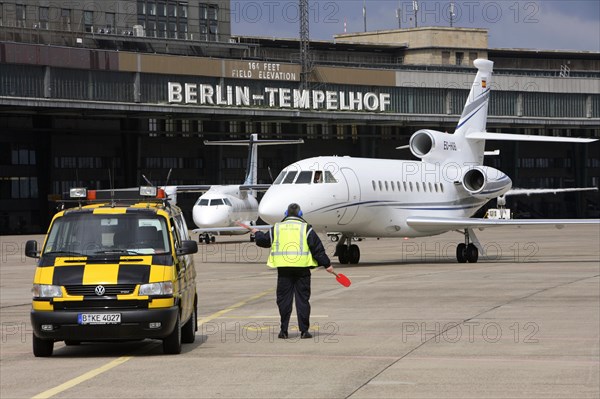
258, 193, 283, 224
193, 206, 230, 228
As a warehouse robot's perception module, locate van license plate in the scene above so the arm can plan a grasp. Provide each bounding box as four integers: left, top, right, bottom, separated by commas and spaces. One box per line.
78, 313, 121, 325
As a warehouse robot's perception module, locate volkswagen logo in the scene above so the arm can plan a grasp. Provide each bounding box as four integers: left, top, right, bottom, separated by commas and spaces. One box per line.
95, 285, 106, 296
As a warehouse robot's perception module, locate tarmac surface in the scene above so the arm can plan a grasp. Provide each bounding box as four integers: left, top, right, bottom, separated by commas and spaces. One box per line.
1, 224, 599, 398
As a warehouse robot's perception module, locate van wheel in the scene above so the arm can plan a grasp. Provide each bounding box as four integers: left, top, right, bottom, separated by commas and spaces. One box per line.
33, 335, 54, 357
182, 305, 196, 344
163, 312, 182, 354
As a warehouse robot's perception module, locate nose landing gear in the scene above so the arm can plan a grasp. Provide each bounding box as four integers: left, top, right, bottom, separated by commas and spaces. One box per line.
334, 234, 361, 264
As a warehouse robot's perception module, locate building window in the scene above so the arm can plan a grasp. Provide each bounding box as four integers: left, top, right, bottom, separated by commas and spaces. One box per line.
179, 2, 188, 18
199, 3, 218, 41
157, 21, 166, 38
138, 0, 187, 39
11, 146, 36, 165
105, 12, 115, 33
167, 3, 176, 17
38, 7, 49, 29
84, 10, 94, 32
2, 177, 38, 199
156, 1, 166, 17
456, 52, 464, 66
16, 4, 26, 27
199, 24, 208, 41
61, 8, 71, 30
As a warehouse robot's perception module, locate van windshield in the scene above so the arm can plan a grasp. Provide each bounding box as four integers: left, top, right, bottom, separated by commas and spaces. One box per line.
43, 213, 171, 256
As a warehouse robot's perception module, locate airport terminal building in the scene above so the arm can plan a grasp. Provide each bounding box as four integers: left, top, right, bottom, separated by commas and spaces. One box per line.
1, 0, 599, 233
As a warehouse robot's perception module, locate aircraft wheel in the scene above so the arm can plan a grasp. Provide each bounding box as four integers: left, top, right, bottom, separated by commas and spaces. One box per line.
466, 244, 479, 263
210, 236, 215, 243
336, 245, 349, 264
348, 244, 360, 264
330, 235, 339, 242
204, 235, 210, 244
456, 243, 467, 263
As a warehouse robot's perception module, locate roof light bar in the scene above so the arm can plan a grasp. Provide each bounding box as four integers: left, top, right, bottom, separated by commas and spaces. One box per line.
69, 188, 87, 198
139, 186, 157, 197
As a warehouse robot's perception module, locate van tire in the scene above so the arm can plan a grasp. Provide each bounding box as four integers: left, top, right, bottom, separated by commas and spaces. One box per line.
163, 312, 182, 354
182, 304, 196, 344
33, 335, 54, 357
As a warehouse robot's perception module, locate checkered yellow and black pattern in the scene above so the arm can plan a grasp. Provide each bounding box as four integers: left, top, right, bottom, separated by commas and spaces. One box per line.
32, 255, 176, 311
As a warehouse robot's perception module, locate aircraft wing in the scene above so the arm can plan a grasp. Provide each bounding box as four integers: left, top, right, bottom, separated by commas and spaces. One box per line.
239, 184, 272, 191
192, 225, 272, 234
504, 187, 598, 197
166, 185, 212, 193
406, 216, 600, 232
466, 132, 597, 143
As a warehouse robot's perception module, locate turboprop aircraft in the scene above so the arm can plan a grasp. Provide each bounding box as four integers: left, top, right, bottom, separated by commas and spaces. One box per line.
169, 134, 302, 244
258, 59, 599, 264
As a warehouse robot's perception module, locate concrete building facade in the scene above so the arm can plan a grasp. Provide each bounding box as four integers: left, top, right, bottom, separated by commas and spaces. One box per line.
1, 3, 598, 234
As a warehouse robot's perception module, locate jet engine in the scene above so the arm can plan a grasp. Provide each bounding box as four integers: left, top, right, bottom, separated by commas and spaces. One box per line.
409, 129, 459, 163
461, 166, 512, 200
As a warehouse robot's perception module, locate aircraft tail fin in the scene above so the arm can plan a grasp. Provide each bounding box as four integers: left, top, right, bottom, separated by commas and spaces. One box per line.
204, 134, 303, 185
454, 59, 493, 137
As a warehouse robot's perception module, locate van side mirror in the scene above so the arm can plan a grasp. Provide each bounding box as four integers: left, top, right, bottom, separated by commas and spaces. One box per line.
177, 240, 198, 256
25, 240, 40, 258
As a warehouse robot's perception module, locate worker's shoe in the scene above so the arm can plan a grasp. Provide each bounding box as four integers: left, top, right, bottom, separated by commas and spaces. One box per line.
300, 331, 312, 339
278, 331, 288, 339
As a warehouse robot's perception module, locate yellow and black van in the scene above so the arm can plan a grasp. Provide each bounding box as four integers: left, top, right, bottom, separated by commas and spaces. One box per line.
25, 187, 198, 356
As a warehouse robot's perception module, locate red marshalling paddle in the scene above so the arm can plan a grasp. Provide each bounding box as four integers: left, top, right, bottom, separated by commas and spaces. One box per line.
332, 271, 351, 287
237, 222, 351, 287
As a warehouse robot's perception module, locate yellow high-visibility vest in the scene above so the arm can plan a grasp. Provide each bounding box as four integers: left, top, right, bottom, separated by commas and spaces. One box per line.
267, 220, 318, 268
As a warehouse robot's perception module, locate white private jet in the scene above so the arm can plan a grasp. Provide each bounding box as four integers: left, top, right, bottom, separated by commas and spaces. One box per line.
168, 134, 302, 244
258, 59, 599, 264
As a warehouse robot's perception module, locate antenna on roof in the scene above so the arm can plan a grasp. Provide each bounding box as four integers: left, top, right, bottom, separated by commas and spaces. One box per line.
396, 1, 402, 29
108, 168, 115, 207
363, 0, 367, 32
164, 168, 172, 187
142, 174, 154, 187
413, 0, 419, 28
449, 2, 455, 27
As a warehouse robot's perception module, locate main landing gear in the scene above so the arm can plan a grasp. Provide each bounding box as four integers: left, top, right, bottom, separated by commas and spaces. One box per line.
199, 233, 216, 244
456, 228, 480, 263
334, 234, 361, 264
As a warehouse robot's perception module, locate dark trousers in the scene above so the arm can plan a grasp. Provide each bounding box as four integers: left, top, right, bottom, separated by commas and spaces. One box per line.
276, 268, 311, 333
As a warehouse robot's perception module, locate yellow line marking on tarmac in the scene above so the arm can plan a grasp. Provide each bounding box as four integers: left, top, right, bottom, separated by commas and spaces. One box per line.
31, 288, 274, 399
32, 356, 133, 399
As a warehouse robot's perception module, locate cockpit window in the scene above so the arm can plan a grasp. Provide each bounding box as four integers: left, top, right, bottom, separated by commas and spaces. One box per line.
282, 171, 298, 184
210, 199, 224, 206
223, 198, 232, 206
313, 171, 323, 183
324, 171, 337, 183
273, 171, 286, 185
295, 171, 313, 184
197, 199, 209, 206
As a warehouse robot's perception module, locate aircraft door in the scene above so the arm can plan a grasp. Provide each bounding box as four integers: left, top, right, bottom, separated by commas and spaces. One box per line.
337, 167, 361, 225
